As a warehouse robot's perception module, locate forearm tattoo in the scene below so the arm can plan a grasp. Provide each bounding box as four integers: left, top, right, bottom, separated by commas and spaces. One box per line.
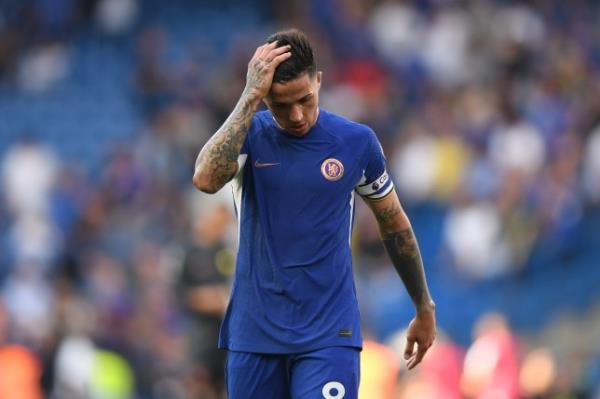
373, 203, 404, 231
375, 204, 431, 308
195, 93, 258, 190
383, 228, 431, 307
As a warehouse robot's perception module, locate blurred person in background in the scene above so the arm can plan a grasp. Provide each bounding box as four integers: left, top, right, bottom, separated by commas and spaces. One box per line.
1, 136, 58, 220
178, 200, 233, 399
192, 28, 435, 398
0, 300, 44, 399
461, 313, 519, 399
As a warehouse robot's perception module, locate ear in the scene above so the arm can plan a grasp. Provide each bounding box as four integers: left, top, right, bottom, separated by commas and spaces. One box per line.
316, 71, 322, 88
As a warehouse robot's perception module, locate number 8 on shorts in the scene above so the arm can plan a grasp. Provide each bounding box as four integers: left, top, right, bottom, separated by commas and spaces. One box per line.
322, 381, 345, 398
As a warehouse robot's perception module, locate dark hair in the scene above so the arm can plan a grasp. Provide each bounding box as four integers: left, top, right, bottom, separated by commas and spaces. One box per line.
267, 29, 316, 83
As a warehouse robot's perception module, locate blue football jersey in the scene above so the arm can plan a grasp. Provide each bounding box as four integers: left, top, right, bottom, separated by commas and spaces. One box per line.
218, 109, 393, 354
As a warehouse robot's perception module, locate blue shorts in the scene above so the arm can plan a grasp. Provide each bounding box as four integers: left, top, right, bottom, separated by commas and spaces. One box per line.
226, 346, 360, 399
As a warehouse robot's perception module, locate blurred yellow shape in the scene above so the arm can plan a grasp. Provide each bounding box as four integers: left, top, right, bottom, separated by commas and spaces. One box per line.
519, 348, 556, 397
433, 135, 471, 201
359, 340, 400, 399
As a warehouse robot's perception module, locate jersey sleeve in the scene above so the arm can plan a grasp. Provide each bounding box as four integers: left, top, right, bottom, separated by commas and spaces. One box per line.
355, 129, 394, 199
235, 117, 254, 177
236, 135, 249, 173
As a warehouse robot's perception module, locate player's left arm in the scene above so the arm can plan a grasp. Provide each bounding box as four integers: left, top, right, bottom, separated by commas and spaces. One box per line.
363, 189, 436, 370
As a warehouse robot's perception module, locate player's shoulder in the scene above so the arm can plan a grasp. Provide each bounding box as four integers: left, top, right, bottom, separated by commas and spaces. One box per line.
250, 110, 273, 131
321, 109, 372, 133
254, 109, 273, 122
244, 110, 276, 146
320, 109, 378, 146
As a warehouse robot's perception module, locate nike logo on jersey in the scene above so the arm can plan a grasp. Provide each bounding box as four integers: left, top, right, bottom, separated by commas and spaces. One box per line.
254, 160, 281, 168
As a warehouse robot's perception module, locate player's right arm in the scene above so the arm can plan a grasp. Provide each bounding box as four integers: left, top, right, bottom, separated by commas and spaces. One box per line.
193, 41, 291, 193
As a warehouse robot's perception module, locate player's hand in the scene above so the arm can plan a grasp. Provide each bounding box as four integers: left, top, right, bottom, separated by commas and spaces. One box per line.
404, 306, 436, 370
243, 41, 292, 101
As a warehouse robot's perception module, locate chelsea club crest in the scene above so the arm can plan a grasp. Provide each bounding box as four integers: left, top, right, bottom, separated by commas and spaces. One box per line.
320, 158, 344, 181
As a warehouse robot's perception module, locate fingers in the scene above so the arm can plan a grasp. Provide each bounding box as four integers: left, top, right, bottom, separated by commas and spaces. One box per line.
266, 44, 291, 61
406, 336, 434, 370
262, 46, 291, 69
271, 50, 292, 67
404, 336, 416, 360
406, 341, 430, 370
252, 43, 291, 71
256, 40, 279, 58
257, 41, 290, 62
252, 45, 263, 58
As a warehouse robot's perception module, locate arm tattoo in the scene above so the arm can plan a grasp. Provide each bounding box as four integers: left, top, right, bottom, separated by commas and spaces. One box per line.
373, 203, 403, 231
383, 228, 431, 308
195, 93, 258, 191
375, 203, 432, 308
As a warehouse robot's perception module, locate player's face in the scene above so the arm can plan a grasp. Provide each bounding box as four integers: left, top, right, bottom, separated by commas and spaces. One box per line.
265, 71, 322, 137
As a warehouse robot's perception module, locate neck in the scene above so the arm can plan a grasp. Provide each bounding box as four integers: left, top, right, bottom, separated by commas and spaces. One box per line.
272, 108, 320, 137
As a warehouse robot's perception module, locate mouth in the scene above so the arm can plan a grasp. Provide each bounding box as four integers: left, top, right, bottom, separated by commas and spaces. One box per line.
288, 122, 308, 133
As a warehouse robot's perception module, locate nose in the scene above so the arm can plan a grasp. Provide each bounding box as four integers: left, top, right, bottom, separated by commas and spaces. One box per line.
289, 105, 303, 123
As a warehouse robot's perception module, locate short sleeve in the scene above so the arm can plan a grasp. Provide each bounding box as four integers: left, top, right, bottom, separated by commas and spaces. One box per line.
240, 133, 249, 155
237, 135, 249, 171
235, 119, 254, 175
355, 129, 394, 199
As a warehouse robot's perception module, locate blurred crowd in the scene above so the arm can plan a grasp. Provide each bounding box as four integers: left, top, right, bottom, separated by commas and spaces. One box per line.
1, 0, 600, 398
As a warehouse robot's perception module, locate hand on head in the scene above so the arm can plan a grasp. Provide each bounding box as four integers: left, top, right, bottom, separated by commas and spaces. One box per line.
244, 41, 292, 101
